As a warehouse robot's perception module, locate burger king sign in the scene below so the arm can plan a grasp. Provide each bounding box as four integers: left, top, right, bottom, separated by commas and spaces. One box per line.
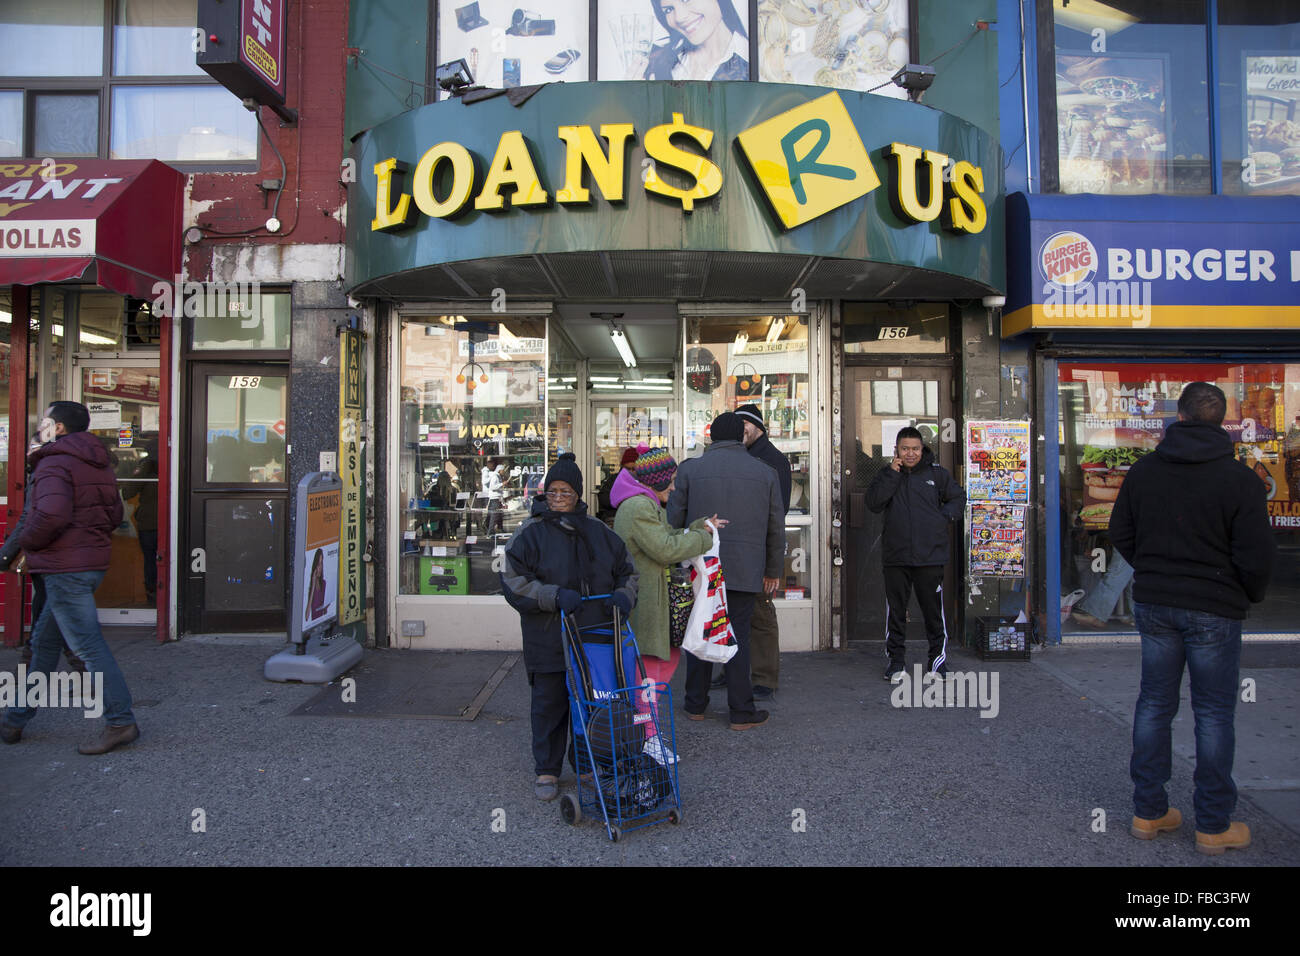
1040, 230, 1098, 289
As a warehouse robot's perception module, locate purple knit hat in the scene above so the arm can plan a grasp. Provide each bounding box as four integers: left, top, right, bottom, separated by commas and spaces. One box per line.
633, 447, 677, 491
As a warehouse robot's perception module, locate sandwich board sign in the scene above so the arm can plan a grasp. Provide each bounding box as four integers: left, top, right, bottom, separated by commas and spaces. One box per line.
265, 472, 362, 682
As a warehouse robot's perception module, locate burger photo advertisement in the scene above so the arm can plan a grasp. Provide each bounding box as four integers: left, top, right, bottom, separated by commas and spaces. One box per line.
1078, 427, 1160, 528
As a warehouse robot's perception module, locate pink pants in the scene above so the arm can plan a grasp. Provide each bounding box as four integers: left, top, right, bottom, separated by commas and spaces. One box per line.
638, 647, 680, 738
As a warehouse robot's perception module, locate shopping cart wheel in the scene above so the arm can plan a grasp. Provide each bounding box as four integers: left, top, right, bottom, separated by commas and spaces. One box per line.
668, 808, 682, 825
607, 825, 621, 843
559, 793, 581, 825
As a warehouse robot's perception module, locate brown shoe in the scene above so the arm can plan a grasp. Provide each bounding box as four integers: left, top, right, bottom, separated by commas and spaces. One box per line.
77, 723, 140, 755
685, 711, 707, 721
729, 709, 770, 731
1131, 807, 1181, 840
1196, 821, 1251, 856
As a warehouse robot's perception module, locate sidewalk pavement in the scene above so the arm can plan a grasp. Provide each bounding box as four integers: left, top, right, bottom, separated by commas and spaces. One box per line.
2, 633, 1297, 866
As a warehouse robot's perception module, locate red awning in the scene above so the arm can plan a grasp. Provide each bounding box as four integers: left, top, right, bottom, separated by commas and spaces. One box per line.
0, 159, 184, 299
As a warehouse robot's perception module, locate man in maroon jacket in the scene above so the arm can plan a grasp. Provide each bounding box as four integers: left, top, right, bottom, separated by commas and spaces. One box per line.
1, 401, 139, 754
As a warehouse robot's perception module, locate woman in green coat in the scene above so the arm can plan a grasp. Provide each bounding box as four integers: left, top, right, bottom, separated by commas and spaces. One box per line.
611, 446, 725, 765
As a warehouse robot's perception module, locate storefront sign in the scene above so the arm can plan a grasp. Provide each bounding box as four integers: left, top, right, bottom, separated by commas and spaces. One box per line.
197, 0, 288, 106
0, 219, 95, 256
0, 159, 184, 300
1005, 195, 1300, 335
338, 328, 366, 626
348, 82, 1003, 295
371, 92, 987, 234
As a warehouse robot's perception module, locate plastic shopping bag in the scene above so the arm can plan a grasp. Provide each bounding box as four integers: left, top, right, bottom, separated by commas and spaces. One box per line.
680, 526, 738, 664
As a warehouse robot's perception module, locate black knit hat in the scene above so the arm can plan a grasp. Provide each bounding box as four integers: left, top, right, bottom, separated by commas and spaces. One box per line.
544, 452, 583, 497
734, 404, 765, 432
710, 412, 744, 443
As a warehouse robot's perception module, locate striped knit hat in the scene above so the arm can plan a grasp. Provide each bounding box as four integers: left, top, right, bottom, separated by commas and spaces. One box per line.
633, 447, 677, 491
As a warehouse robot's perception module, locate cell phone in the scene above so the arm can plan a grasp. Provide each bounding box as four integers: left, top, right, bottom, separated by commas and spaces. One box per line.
503, 58, 521, 88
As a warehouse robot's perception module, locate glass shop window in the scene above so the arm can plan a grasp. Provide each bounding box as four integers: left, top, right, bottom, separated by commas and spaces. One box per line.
399, 315, 547, 596
682, 313, 812, 599
1057, 361, 1300, 636
1053, 0, 1211, 195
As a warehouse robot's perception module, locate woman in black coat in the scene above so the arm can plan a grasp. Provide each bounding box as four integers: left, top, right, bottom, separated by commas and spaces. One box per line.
500, 454, 638, 801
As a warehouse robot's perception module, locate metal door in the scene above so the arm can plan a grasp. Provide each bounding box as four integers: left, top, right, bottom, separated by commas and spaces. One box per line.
842, 365, 958, 641
184, 363, 289, 632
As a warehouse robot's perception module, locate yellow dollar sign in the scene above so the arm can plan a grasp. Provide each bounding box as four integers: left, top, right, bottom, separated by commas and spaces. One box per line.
642, 112, 722, 213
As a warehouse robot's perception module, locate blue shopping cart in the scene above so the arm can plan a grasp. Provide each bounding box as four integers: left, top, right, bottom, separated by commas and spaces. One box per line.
558, 595, 683, 841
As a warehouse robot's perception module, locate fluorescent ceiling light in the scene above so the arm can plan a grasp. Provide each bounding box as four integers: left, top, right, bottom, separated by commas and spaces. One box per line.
734, 332, 748, 354
589, 375, 620, 383
1053, 0, 1137, 35
643, 377, 673, 384
636, 385, 673, 392
766, 317, 785, 343
592, 383, 624, 390
610, 327, 636, 368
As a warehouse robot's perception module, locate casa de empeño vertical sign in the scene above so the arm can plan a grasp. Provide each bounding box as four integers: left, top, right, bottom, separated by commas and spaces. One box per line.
345, 81, 1004, 295
338, 328, 365, 627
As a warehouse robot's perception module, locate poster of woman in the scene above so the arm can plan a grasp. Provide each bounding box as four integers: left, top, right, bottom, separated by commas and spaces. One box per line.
600, 0, 751, 81
304, 546, 337, 629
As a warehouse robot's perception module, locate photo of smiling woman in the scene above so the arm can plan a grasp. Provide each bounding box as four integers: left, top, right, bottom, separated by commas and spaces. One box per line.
607, 0, 750, 81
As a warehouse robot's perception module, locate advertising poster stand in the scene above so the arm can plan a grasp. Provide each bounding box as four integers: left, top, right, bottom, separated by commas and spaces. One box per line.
265, 472, 363, 682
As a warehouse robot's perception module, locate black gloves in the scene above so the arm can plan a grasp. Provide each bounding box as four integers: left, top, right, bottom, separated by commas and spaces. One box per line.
555, 588, 582, 614
610, 591, 633, 616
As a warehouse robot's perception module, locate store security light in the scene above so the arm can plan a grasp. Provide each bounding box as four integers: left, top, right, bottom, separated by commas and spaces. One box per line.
436, 59, 475, 95
892, 63, 936, 102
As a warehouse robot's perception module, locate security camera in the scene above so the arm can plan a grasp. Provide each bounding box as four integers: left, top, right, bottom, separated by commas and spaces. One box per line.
982, 295, 1007, 309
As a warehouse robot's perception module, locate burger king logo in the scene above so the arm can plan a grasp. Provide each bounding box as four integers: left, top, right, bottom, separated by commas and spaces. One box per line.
1039, 230, 1097, 288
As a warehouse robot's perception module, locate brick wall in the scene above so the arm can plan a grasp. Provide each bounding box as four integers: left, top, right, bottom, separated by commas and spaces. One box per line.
184, 0, 349, 280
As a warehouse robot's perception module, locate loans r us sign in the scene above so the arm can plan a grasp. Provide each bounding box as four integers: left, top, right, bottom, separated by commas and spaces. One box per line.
347, 82, 1003, 295
371, 91, 987, 236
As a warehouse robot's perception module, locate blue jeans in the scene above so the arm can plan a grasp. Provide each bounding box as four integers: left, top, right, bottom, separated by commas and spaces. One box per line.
1077, 550, 1134, 622
1130, 601, 1241, 835
3, 570, 135, 729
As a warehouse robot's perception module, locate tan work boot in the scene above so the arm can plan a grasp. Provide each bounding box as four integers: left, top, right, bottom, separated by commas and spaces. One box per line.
1196, 821, 1251, 856
78, 723, 140, 755
1130, 807, 1182, 840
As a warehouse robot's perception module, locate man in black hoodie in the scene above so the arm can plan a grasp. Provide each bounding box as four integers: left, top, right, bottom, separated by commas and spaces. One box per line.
866, 426, 964, 681
1110, 382, 1274, 856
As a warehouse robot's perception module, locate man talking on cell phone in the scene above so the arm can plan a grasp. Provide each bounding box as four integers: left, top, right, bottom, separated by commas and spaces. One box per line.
866, 426, 965, 682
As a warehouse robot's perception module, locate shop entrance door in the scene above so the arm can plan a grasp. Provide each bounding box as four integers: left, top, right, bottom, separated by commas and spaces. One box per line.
842, 365, 958, 642
74, 359, 161, 626
588, 399, 676, 523
184, 363, 289, 632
